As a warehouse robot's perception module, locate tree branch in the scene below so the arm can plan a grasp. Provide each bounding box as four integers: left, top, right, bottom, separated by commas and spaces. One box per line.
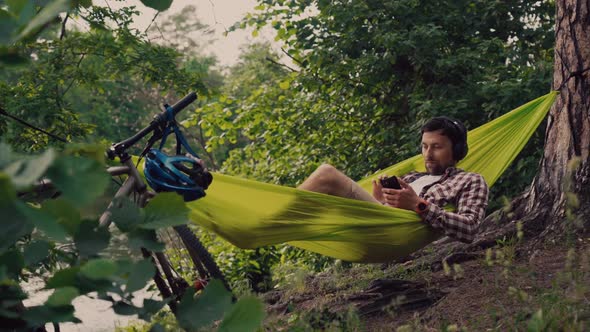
62, 54, 87, 96
60, 12, 70, 40
281, 47, 303, 66
144, 12, 160, 34
0, 107, 68, 143
265, 57, 298, 72
207, 0, 228, 34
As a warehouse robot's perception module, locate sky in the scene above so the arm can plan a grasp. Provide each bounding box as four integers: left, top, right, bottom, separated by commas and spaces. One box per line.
92, 0, 276, 67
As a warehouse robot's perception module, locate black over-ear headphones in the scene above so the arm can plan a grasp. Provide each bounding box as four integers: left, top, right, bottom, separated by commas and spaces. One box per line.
438, 116, 468, 161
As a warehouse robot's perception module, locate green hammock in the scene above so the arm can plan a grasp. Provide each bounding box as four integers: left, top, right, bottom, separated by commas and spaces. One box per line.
187, 92, 557, 263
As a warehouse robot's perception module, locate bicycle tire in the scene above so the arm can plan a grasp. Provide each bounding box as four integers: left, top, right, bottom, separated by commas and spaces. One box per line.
173, 225, 231, 292
141, 248, 179, 314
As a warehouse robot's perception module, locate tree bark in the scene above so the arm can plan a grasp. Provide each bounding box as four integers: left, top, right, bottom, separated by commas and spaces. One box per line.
524, 0, 590, 238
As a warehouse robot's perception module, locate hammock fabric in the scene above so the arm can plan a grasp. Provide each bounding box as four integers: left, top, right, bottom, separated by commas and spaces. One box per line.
188, 92, 557, 263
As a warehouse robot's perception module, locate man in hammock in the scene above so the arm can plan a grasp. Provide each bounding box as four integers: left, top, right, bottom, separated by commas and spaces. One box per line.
298, 117, 489, 243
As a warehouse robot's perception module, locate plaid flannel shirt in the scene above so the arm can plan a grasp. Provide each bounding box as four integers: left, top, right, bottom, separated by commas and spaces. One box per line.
401, 167, 489, 243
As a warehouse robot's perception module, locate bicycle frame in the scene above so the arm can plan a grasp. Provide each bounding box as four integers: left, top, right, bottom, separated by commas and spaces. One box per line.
23, 158, 186, 311
21, 92, 228, 314
98, 157, 153, 228
27, 158, 153, 226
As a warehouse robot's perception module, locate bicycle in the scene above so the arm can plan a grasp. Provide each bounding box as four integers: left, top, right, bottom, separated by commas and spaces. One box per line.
23, 92, 230, 328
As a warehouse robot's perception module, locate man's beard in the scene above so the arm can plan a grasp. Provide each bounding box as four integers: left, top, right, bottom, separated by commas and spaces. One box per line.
426, 162, 447, 175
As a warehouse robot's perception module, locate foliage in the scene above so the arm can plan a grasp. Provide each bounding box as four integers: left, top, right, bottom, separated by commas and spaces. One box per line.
0, 142, 266, 330
0, 2, 214, 153
0, 143, 170, 328
115, 310, 181, 332
117, 282, 265, 332
0, 0, 572, 330
0, 2, 267, 329
179, 42, 291, 171
143, 5, 227, 169
178, 0, 556, 294
0, 0, 75, 52
193, 225, 334, 293
281, 306, 362, 331
197, 0, 554, 205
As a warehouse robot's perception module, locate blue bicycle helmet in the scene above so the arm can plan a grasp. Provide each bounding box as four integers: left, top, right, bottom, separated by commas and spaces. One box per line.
144, 149, 212, 202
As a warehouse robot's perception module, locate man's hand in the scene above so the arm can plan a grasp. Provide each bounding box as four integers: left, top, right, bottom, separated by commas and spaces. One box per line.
382, 178, 420, 211
372, 176, 386, 203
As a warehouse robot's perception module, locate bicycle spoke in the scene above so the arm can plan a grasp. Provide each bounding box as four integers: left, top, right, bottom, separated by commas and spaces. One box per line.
165, 228, 188, 274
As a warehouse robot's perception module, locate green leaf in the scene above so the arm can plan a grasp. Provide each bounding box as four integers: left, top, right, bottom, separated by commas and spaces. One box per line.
218, 296, 265, 332
80, 258, 117, 280
46, 267, 80, 289
279, 80, 290, 90
63, 143, 107, 165
528, 309, 546, 331
0, 179, 34, 252
0, 173, 16, 202
73, 0, 92, 8
0, 143, 14, 168
125, 259, 154, 293
15, 0, 36, 25
140, 0, 172, 11
148, 323, 166, 332
40, 199, 81, 236
0, 10, 18, 44
17, 200, 68, 241
75, 275, 115, 295
74, 219, 110, 257
109, 197, 142, 232
23, 240, 51, 266
7, 0, 29, 15
0, 45, 29, 65
46, 287, 79, 307
0, 282, 27, 306
2, 149, 55, 190
141, 193, 188, 229
17, 0, 70, 41
0, 249, 24, 278
22, 304, 79, 325
46, 156, 109, 206
177, 279, 233, 330
128, 229, 164, 252
113, 301, 139, 316
139, 299, 166, 321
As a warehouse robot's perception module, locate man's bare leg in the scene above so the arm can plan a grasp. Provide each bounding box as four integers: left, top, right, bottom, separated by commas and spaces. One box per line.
298, 164, 379, 203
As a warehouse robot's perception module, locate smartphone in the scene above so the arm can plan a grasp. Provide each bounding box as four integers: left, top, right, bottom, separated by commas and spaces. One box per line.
380, 176, 401, 189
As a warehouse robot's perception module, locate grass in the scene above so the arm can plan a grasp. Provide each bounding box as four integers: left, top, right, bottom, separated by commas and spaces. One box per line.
283, 238, 588, 331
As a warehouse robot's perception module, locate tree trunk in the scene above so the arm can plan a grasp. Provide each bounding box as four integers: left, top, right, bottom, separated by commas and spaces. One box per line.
524, 0, 590, 239
384, 0, 589, 280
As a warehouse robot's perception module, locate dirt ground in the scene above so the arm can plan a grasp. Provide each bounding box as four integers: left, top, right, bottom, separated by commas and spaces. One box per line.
20, 237, 589, 331
22, 279, 158, 332
263, 238, 590, 331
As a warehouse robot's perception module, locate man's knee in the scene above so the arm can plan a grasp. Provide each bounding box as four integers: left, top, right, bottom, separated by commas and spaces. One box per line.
300, 163, 351, 196
312, 164, 345, 187
316, 163, 337, 177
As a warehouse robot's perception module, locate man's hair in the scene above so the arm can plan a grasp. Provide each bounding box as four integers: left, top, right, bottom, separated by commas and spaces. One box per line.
421, 116, 468, 161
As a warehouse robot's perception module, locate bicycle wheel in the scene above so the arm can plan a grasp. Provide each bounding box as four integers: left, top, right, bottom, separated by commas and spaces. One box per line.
151, 224, 230, 302
173, 225, 230, 292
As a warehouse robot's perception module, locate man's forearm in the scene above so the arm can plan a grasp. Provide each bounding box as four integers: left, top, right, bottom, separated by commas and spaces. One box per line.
419, 204, 483, 243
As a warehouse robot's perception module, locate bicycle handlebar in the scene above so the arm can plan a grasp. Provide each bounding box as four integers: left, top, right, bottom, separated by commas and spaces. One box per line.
170, 92, 197, 116
106, 92, 197, 160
